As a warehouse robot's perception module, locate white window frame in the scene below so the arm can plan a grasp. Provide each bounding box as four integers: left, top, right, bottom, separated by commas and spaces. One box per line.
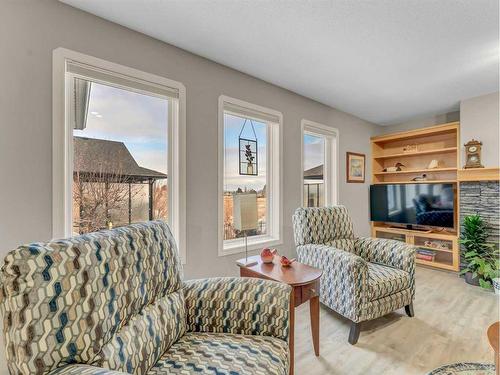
218, 95, 283, 256
52, 48, 187, 263
301, 119, 339, 206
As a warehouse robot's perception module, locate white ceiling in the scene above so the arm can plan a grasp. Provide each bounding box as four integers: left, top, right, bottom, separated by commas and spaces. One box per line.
60, 0, 499, 125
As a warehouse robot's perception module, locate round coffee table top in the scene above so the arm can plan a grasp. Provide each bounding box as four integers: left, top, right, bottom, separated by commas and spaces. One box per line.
236, 255, 322, 286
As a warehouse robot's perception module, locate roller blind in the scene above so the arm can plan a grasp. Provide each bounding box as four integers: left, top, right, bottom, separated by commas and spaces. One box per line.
67, 60, 179, 99
223, 101, 280, 124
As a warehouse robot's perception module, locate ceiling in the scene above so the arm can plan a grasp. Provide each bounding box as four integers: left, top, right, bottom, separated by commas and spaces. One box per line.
60, 0, 499, 125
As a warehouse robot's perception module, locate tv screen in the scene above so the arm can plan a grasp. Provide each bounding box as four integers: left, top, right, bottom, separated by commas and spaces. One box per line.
370, 183, 455, 228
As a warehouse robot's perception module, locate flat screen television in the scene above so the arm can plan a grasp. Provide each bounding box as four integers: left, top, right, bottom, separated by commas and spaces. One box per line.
370, 183, 455, 229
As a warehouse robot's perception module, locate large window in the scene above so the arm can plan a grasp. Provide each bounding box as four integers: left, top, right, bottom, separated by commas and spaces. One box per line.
302, 120, 338, 207
53, 48, 186, 260
218, 96, 282, 255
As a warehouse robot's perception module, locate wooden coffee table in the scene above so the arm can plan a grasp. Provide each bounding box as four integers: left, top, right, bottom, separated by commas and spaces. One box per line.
487, 322, 499, 375
237, 255, 322, 375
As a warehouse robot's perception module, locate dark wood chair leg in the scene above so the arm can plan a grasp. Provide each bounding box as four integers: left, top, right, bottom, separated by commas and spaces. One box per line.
405, 302, 414, 317
348, 321, 361, 345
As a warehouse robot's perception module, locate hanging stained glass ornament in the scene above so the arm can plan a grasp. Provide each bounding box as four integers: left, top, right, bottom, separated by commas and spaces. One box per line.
238, 119, 258, 176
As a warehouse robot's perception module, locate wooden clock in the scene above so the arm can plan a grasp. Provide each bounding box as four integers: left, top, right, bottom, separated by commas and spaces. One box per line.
464, 139, 484, 169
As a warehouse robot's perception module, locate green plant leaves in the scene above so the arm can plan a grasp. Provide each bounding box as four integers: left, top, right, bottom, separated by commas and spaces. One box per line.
460, 214, 499, 289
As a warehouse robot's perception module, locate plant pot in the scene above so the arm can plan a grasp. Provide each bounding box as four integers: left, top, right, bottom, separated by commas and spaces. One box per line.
464, 272, 480, 287
492, 278, 500, 295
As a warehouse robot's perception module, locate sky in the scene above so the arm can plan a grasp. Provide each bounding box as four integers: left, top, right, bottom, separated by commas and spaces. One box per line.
73, 79, 325, 191
74, 80, 169, 174
303, 134, 324, 171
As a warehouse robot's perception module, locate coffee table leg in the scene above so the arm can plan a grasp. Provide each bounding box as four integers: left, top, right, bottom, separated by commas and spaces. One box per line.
310, 295, 320, 356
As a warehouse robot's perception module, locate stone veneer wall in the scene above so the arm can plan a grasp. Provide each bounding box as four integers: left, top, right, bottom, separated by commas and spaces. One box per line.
459, 181, 500, 269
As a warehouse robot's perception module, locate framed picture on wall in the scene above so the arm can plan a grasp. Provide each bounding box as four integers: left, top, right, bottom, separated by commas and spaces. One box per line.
346, 152, 365, 183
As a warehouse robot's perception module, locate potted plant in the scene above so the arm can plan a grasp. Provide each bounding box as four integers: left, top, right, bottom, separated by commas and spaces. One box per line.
460, 214, 499, 289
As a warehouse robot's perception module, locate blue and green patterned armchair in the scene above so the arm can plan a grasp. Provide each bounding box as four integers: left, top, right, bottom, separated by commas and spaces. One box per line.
292, 206, 415, 345
0, 221, 291, 375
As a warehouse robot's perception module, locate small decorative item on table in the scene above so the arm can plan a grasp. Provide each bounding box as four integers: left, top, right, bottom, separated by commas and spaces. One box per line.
260, 248, 277, 263
280, 255, 296, 267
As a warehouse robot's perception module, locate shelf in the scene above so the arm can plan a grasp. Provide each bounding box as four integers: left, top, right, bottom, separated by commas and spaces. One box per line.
458, 167, 500, 182
373, 180, 457, 185
373, 147, 457, 160
371, 122, 459, 143
372, 225, 457, 238
374, 167, 457, 175
416, 245, 453, 253
416, 258, 457, 271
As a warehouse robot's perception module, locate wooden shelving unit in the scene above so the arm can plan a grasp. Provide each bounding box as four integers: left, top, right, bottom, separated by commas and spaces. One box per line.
370, 122, 460, 272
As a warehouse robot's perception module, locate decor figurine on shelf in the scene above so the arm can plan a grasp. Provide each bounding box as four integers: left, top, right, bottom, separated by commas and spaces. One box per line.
403, 144, 418, 153
464, 139, 484, 169
383, 162, 405, 172
260, 247, 277, 263
427, 159, 439, 169
412, 173, 427, 181
233, 192, 259, 267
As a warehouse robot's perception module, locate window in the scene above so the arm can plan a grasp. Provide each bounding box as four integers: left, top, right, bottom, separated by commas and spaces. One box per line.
218, 96, 282, 255
53, 48, 186, 261
302, 120, 338, 207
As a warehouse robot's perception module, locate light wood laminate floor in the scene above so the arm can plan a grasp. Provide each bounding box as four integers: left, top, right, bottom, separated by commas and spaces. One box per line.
294, 266, 499, 375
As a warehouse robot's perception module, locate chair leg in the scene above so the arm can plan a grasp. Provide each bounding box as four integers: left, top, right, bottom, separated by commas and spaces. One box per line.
348, 321, 361, 345
405, 302, 414, 317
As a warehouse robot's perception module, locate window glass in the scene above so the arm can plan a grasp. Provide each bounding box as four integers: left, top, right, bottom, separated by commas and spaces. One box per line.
72, 78, 168, 234
303, 133, 325, 207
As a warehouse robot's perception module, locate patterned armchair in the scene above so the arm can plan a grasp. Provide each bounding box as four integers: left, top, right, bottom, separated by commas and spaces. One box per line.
0, 221, 291, 375
292, 206, 415, 345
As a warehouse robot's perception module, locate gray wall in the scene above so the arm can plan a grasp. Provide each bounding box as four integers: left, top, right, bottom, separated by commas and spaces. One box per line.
460, 92, 500, 167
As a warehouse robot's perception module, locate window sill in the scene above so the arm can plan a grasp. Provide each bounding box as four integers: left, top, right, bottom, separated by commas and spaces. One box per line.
219, 236, 282, 257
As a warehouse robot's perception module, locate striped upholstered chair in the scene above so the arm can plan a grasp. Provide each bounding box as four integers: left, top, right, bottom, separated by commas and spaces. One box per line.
292, 206, 415, 345
0, 221, 290, 375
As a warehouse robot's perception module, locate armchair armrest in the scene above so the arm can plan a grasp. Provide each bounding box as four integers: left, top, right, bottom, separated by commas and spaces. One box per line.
183, 277, 291, 342
49, 365, 127, 375
354, 237, 415, 273
296, 244, 368, 322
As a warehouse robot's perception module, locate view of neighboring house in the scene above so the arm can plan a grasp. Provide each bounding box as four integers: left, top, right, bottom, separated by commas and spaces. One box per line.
303, 164, 324, 207
72, 136, 168, 234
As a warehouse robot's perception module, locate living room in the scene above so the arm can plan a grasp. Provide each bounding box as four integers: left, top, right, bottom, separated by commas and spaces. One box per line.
0, 1, 498, 375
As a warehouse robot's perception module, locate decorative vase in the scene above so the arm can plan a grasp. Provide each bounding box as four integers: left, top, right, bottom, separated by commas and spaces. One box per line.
464, 272, 480, 287
280, 256, 296, 267
260, 248, 277, 263
247, 163, 254, 175
492, 278, 500, 295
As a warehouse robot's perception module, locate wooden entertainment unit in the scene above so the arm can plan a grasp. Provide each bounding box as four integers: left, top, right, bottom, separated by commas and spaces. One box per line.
370, 122, 460, 271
